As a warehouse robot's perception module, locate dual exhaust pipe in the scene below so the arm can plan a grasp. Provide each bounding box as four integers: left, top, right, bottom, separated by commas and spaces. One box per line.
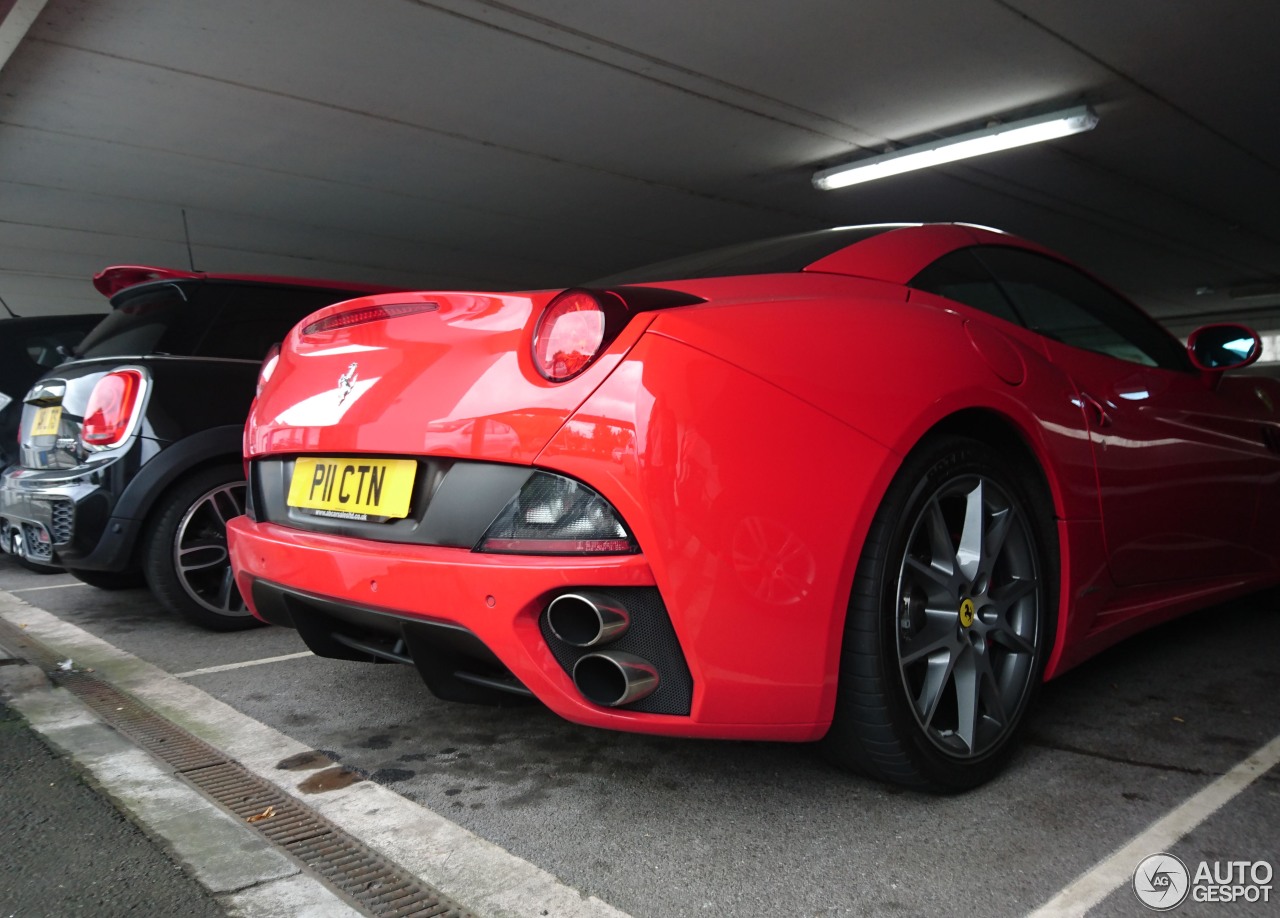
546, 592, 658, 707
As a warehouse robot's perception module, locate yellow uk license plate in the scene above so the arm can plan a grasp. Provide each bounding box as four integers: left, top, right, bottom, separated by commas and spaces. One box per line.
29, 406, 62, 437
287, 457, 417, 519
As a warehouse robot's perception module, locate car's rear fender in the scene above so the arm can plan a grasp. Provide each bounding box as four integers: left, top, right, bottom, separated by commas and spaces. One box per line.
538, 305, 1102, 725
648, 289, 1097, 524
536, 332, 896, 731
111, 425, 244, 522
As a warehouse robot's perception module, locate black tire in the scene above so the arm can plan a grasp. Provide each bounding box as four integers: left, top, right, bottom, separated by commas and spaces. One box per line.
823, 435, 1057, 791
67, 567, 147, 589
141, 465, 263, 632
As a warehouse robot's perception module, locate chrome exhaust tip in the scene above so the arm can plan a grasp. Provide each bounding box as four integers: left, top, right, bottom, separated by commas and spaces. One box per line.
546, 592, 630, 647
572, 652, 659, 707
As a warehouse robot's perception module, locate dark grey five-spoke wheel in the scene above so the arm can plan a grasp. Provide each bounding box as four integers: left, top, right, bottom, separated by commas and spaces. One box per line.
824, 434, 1055, 791
142, 464, 263, 631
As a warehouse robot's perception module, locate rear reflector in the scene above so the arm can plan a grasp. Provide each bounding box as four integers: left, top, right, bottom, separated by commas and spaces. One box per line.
302, 302, 438, 336
81, 370, 145, 448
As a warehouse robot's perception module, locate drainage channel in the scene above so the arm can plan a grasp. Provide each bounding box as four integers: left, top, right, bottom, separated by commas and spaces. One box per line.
0, 615, 477, 918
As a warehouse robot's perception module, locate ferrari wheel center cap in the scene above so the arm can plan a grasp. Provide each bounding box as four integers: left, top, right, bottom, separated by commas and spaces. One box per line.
958, 597, 976, 628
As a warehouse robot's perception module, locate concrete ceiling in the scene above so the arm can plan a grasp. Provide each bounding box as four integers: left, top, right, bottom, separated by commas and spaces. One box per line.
2, 0, 1279, 337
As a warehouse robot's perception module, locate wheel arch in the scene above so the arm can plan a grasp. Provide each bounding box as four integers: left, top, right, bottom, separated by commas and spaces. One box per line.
920, 408, 1058, 520
115, 426, 245, 523
111, 426, 247, 566
869, 405, 1067, 678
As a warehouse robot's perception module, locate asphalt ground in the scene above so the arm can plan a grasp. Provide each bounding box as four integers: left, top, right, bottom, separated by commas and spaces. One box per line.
0, 693, 226, 917
0, 552, 1276, 917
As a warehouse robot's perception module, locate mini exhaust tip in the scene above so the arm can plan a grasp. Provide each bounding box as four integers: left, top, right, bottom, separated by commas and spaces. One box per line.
573, 652, 659, 707
546, 592, 630, 647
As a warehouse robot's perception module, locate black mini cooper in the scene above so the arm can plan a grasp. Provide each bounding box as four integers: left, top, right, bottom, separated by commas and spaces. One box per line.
0, 266, 398, 629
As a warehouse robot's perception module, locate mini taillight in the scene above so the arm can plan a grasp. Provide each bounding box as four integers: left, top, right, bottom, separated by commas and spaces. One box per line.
81, 370, 144, 448
302, 301, 438, 336
257, 343, 281, 397
533, 289, 628, 382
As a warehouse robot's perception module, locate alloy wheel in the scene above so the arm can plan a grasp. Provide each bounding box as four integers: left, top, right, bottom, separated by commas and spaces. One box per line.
894, 473, 1041, 760
171, 481, 250, 618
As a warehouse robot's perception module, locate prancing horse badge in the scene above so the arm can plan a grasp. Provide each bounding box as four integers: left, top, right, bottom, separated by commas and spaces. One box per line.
336, 362, 358, 406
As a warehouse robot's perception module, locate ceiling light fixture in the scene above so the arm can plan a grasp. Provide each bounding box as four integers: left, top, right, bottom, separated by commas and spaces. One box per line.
813, 105, 1099, 191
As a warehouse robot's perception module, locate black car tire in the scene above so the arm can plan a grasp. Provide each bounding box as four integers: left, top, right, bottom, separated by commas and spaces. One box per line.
142, 464, 263, 632
823, 434, 1056, 791
66, 567, 147, 589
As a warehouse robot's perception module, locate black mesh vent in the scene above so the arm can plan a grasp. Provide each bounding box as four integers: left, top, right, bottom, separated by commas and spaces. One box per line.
20, 523, 53, 561
539, 587, 693, 716
49, 500, 74, 544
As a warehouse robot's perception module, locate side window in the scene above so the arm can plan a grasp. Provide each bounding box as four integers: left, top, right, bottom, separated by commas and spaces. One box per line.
194, 286, 358, 360
973, 247, 1191, 371
908, 249, 1022, 325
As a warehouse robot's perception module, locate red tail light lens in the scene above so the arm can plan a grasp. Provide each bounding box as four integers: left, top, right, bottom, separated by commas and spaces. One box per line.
81, 370, 144, 448
302, 301, 438, 336
534, 289, 627, 382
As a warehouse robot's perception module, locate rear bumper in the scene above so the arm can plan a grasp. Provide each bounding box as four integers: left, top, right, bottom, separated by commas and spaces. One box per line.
0, 461, 138, 570
228, 516, 827, 740
0, 464, 97, 566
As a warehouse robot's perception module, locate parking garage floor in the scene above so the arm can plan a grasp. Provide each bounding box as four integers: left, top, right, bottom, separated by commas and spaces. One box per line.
0, 554, 1276, 917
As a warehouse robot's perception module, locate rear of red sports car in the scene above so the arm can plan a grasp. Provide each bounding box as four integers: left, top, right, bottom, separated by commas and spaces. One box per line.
232, 223, 1188, 789
229, 227, 951, 727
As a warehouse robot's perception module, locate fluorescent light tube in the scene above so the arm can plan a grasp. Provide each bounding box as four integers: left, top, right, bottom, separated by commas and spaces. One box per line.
813, 105, 1099, 190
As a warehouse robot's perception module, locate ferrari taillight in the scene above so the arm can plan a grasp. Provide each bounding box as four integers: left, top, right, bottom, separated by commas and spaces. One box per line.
478, 471, 636, 554
80, 369, 145, 448
533, 289, 627, 382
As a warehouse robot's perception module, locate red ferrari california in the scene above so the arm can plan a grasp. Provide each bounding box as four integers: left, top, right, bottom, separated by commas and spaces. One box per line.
228, 223, 1280, 790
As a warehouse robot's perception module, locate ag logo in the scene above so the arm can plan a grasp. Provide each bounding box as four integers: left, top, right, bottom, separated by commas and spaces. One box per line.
1133, 853, 1190, 910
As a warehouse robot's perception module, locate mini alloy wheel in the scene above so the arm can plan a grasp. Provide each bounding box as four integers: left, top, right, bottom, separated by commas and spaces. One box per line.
142, 465, 262, 631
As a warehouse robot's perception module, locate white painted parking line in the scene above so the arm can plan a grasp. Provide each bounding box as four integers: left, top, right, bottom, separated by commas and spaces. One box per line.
174, 651, 314, 678
1028, 733, 1280, 917
0, 592, 633, 918
9, 581, 88, 592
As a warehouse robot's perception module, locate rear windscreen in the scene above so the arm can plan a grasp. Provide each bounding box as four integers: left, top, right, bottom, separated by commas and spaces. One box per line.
585, 225, 895, 286
76, 281, 366, 361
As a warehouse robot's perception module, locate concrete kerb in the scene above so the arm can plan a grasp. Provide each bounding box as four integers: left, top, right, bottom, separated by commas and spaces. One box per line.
0, 590, 632, 918
0, 656, 360, 918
